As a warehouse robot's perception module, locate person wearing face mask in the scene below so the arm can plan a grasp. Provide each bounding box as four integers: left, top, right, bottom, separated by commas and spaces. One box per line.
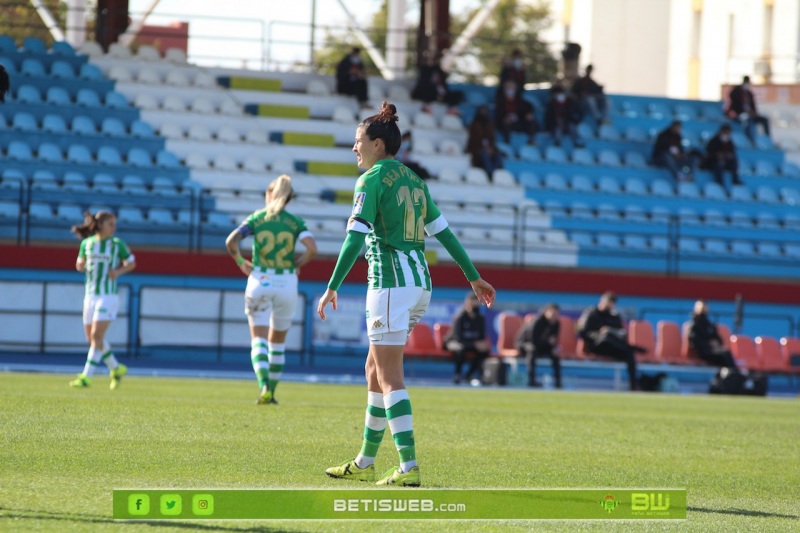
571, 65, 608, 129
703, 124, 741, 189
466, 105, 504, 178
410, 53, 463, 114
651, 121, 702, 182
544, 85, 583, 147
499, 49, 526, 95
726, 75, 771, 145
494, 80, 538, 145
336, 46, 369, 108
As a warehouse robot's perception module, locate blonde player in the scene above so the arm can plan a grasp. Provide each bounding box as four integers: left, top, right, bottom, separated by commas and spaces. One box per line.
69, 211, 136, 389
226, 175, 317, 404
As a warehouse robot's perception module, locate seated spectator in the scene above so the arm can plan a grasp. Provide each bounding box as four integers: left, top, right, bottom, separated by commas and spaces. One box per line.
689, 300, 739, 371
494, 80, 538, 145
516, 303, 562, 388
544, 85, 583, 147
651, 121, 702, 181
571, 64, 609, 129
726, 75, 771, 144
498, 49, 526, 94
577, 292, 644, 391
703, 124, 741, 189
0, 65, 8, 103
397, 131, 431, 180
445, 293, 491, 384
336, 47, 369, 108
411, 54, 462, 114
466, 105, 503, 178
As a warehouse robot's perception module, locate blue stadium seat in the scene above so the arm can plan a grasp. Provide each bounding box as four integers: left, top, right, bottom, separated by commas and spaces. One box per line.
649, 236, 669, 252
647, 102, 671, 119
650, 180, 674, 197
598, 176, 621, 194
37, 142, 63, 162
52, 41, 76, 55
8, 141, 33, 161
50, 60, 76, 78
677, 182, 700, 198
127, 148, 152, 167
673, 104, 696, 120
0, 56, 15, 76
596, 233, 620, 248
156, 151, 181, 168
571, 175, 594, 192
570, 202, 594, 219
518, 145, 541, 162
730, 211, 753, 228
781, 187, 800, 205
624, 205, 648, 223
572, 148, 594, 165
67, 144, 93, 164
730, 185, 753, 202
101, 117, 127, 137
730, 240, 755, 256
207, 212, 233, 227
31, 172, 58, 191
22, 37, 47, 54
518, 171, 540, 188
119, 207, 145, 224
598, 150, 621, 167
757, 243, 781, 257
46, 86, 71, 105
597, 203, 621, 221
679, 238, 701, 254
152, 176, 178, 196
623, 235, 648, 250
754, 160, 776, 176
650, 206, 672, 224
620, 100, 645, 118
0, 200, 20, 218
703, 209, 727, 227
56, 203, 84, 221
148, 208, 174, 224
545, 146, 568, 163
544, 200, 566, 217
784, 213, 800, 230
623, 151, 647, 168
29, 202, 54, 219
76, 88, 102, 107
704, 239, 728, 255
63, 172, 90, 192
570, 232, 594, 246
755, 185, 779, 203
0, 35, 16, 53
71, 115, 96, 135
92, 173, 119, 193
702, 182, 727, 200
598, 124, 621, 140
678, 207, 700, 225
624, 127, 648, 142
105, 91, 129, 109
78, 63, 103, 81
784, 244, 800, 258
16, 85, 42, 104
623, 177, 647, 196
542, 173, 567, 190
42, 114, 68, 134
21, 58, 46, 77
121, 175, 147, 194
756, 212, 780, 229
176, 210, 194, 226
130, 120, 155, 138
97, 146, 123, 165
12, 112, 37, 131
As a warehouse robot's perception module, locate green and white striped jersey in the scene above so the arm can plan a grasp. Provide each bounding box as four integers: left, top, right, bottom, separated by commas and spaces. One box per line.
238, 209, 312, 270
77, 236, 133, 296
348, 159, 448, 290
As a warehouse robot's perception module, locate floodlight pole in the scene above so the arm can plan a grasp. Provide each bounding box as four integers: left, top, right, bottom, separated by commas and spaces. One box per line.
65, 0, 87, 47
336, 0, 394, 80
440, 0, 500, 72
29, 0, 66, 42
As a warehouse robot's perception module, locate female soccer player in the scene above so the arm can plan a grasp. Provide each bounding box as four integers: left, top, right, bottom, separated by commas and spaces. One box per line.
69, 211, 136, 389
318, 102, 496, 486
226, 175, 317, 404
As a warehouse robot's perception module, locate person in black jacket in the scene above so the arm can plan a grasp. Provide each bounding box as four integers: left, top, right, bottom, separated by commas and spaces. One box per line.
0, 65, 9, 103
703, 124, 741, 189
445, 293, 491, 384
516, 303, 562, 388
495, 80, 538, 145
652, 121, 702, 181
571, 64, 608, 128
498, 49, 526, 95
689, 300, 739, 371
544, 85, 583, 147
577, 292, 643, 391
410, 54, 462, 114
726, 75, 771, 144
336, 47, 369, 107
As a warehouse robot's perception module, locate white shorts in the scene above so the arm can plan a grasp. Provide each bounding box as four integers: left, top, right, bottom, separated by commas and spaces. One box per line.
366, 286, 431, 345
244, 269, 298, 330
83, 294, 119, 325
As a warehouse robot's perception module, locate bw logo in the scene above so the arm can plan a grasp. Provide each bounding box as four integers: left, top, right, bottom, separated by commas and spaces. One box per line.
372, 320, 383, 329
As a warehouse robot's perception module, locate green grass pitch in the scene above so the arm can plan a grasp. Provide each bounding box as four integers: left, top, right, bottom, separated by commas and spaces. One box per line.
1, 372, 798, 532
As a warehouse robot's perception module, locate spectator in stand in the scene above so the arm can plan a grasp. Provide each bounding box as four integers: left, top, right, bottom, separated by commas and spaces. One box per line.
577, 292, 644, 391
498, 49, 526, 94
726, 75, 771, 145
494, 80, 538, 145
544, 85, 583, 147
689, 300, 739, 372
397, 131, 431, 180
466, 105, 503, 178
445, 293, 491, 384
0, 64, 9, 102
703, 124, 741, 189
571, 64, 609, 129
651, 121, 702, 181
336, 47, 369, 108
411, 53, 463, 115
516, 303, 562, 389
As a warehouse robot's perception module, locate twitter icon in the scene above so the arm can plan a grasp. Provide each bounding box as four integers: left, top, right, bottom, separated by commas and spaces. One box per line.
160, 494, 182, 515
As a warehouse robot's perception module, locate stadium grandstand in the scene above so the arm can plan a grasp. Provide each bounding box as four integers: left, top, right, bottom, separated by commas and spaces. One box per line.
1, 0, 799, 399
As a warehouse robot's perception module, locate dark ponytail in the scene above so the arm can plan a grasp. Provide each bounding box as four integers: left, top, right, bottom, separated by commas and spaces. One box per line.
71, 210, 114, 239
360, 101, 402, 155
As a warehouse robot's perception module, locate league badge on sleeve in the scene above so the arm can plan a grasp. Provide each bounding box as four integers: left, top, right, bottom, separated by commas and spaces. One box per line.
352, 192, 366, 215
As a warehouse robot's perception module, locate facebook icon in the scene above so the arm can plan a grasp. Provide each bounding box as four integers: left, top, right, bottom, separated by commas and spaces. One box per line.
128, 494, 150, 515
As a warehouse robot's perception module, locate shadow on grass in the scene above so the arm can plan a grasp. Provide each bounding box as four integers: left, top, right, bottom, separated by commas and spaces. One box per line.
688, 506, 799, 520
0, 507, 310, 532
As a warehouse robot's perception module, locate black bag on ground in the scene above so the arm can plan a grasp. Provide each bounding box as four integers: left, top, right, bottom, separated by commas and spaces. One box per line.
639, 372, 667, 392
482, 357, 507, 386
709, 369, 768, 396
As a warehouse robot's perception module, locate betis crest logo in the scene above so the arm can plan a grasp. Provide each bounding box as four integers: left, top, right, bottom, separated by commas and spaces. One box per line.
599, 494, 620, 513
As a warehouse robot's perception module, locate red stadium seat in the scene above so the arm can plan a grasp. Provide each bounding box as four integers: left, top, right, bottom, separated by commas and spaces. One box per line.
678, 321, 704, 365
730, 334, 760, 370
558, 315, 579, 359
496, 312, 523, 358
779, 337, 800, 374
716, 323, 732, 350
755, 336, 788, 373
433, 323, 450, 352
406, 323, 449, 358
628, 320, 657, 362
655, 320, 682, 363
